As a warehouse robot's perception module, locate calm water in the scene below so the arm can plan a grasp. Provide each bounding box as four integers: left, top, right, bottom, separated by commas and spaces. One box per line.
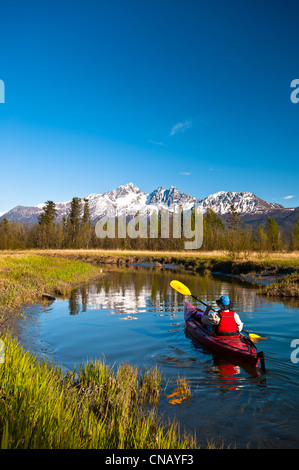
17, 266, 299, 449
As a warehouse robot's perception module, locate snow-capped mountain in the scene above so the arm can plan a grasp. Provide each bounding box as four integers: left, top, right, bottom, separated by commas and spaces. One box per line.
87, 183, 149, 218
197, 191, 285, 215
146, 186, 198, 210
0, 183, 296, 226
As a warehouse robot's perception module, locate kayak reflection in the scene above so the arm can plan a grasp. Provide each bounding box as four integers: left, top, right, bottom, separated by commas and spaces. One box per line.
214, 360, 241, 391
185, 327, 263, 391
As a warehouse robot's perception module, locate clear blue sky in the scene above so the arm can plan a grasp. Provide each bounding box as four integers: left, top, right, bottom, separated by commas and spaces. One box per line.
0, 0, 299, 213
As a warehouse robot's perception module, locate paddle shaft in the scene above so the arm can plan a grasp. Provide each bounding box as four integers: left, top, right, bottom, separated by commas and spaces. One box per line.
190, 294, 218, 313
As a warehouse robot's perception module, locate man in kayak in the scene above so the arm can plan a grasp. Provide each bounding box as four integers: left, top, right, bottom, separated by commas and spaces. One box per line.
195, 295, 243, 336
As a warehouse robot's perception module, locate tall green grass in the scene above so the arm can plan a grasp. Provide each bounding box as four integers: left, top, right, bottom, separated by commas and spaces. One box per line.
0, 336, 198, 449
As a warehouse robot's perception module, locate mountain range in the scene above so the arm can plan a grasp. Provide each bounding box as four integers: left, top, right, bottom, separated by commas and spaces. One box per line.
1, 183, 298, 228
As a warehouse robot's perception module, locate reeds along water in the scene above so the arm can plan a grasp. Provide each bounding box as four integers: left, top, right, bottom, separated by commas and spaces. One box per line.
0, 336, 198, 449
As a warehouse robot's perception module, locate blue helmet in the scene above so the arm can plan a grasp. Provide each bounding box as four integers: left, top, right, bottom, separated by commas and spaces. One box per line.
216, 295, 232, 309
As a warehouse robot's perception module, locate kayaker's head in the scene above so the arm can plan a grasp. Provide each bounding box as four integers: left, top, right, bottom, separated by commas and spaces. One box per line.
216, 295, 232, 310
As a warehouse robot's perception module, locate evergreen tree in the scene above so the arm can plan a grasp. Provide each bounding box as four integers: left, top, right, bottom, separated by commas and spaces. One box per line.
227, 204, 241, 231
240, 225, 253, 258
226, 204, 241, 258
266, 216, 279, 251
206, 207, 224, 229
288, 230, 296, 252
0, 217, 9, 232
293, 219, 299, 249
67, 197, 82, 246
204, 208, 224, 250
37, 201, 57, 248
0, 217, 9, 249
82, 198, 91, 225
37, 201, 57, 226
81, 198, 92, 248
255, 224, 268, 254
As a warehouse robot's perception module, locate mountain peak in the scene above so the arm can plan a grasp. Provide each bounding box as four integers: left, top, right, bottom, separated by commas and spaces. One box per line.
200, 190, 283, 214
0, 184, 294, 227
146, 185, 198, 209
119, 182, 140, 192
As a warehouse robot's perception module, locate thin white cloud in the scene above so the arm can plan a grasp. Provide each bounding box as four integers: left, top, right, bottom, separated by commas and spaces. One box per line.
148, 140, 166, 146
283, 195, 295, 199
169, 120, 192, 136
179, 172, 191, 176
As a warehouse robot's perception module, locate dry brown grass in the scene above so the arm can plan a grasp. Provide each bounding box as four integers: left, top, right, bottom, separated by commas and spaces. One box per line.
1, 249, 299, 265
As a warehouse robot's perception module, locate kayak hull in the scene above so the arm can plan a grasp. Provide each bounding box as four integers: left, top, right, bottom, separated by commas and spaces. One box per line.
184, 302, 260, 368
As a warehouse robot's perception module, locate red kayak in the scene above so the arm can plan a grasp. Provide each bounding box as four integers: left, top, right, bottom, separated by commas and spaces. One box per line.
184, 302, 265, 370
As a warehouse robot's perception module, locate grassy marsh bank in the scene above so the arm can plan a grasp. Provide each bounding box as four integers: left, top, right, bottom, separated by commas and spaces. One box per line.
259, 272, 299, 298
1, 249, 299, 319
20, 248, 299, 271
10, 249, 299, 297
0, 253, 104, 312
0, 336, 198, 449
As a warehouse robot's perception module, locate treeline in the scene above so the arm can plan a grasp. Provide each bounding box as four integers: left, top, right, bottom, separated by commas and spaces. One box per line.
0, 198, 299, 256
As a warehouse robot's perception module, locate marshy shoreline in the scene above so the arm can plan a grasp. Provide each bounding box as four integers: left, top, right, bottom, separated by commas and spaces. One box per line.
19, 248, 299, 298
0, 335, 199, 449
1, 249, 298, 449
1, 249, 298, 329
0, 251, 200, 449
0, 252, 106, 333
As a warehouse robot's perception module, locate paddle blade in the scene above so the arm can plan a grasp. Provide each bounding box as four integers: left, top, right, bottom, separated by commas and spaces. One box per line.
248, 333, 266, 341
170, 280, 191, 296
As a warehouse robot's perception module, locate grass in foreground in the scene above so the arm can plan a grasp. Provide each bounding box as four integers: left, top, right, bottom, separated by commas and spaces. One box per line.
0, 336, 198, 449
0, 254, 103, 310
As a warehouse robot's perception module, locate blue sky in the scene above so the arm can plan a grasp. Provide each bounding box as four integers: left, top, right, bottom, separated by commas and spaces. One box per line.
0, 0, 299, 213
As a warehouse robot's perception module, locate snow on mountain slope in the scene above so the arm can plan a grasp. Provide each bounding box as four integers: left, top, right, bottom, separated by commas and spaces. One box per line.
86, 183, 149, 218
198, 191, 284, 215
146, 186, 199, 210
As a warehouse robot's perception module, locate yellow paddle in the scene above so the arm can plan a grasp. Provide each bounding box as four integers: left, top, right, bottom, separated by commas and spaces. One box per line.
170, 280, 192, 297
170, 280, 265, 341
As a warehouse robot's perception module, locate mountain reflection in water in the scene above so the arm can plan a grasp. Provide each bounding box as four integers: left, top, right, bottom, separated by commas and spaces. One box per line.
17, 266, 299, 449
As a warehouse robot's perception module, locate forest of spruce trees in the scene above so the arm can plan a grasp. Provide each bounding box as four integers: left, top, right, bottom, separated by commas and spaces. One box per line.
0, 197, 299, 255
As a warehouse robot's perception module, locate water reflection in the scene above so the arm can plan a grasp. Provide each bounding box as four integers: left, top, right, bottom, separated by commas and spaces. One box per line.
166, 378, 191, 405
215, 361, 241, 391
184, 327, 265, 393
64, 267, 272, 319
16, 265, 299, 449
